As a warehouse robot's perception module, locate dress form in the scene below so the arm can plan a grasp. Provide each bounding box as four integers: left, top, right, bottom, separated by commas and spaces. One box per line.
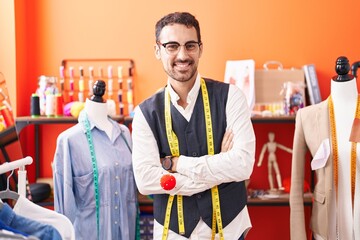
328, 56, 358, 240
84, 80, 113, 139
53, 78, 137, 239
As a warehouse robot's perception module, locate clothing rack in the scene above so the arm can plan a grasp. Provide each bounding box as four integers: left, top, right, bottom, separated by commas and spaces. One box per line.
0, 156, 33, 196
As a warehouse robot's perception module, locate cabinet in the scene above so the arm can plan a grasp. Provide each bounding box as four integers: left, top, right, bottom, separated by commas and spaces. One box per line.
250, 115, 313, 202
246, 115, 312, 240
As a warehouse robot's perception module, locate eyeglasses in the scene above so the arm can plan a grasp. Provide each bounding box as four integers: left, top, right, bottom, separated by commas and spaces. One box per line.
157, 41, 202, 55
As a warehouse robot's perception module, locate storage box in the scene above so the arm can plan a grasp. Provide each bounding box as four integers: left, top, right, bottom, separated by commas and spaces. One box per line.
254, 61, 305, 115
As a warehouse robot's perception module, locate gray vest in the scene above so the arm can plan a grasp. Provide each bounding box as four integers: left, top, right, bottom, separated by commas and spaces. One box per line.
140, 78, 247, 237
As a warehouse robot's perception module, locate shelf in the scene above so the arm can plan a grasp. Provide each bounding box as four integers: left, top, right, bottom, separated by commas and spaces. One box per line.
138, 193, 312, 209
14, 114, 295, 134
251, 115, 295, 123
60, 58, 135, 116
247, 193, 312, 206
15, 115, 130, 133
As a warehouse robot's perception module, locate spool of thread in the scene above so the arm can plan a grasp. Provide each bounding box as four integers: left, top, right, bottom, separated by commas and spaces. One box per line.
55, 93, 64, 116
31, 94, 41, 117
0, 105, 14, 127
45, 94, 55, 116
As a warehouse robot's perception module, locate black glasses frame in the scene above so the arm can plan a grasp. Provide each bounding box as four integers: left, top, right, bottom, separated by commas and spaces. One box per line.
157, 41, 202, 55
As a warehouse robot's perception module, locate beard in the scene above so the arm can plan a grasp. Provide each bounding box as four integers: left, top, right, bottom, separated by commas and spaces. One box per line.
164, 59, 198, 83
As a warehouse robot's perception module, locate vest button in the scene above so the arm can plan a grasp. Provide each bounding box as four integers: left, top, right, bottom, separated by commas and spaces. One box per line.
197, 194, 201, 199
192, 152, 197, 157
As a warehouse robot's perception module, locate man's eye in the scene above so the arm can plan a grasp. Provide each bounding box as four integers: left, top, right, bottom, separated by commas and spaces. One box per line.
166, 44, 179, 51
186, 43, 197, 50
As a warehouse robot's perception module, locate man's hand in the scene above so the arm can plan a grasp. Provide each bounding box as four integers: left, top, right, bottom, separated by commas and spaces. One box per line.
221, 130, 234, 152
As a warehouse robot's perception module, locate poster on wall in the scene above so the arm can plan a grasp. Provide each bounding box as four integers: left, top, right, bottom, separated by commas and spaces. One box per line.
224, 59, 255, 110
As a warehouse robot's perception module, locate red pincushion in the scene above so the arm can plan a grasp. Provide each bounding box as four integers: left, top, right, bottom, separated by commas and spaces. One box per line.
160, 174, 176, 191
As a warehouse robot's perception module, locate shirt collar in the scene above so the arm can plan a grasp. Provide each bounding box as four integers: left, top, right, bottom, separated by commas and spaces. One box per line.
166, 73, 201, 105
78, 110, 121, 141
78, 110, 95, 132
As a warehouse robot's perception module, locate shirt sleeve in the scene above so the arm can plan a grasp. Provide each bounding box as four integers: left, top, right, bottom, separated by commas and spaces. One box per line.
131, 106, 214, 197
176, 84, 256, 185
53, 134, 78, 223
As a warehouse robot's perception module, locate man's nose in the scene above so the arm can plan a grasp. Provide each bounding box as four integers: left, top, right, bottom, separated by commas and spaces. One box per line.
176, 45, 189, 58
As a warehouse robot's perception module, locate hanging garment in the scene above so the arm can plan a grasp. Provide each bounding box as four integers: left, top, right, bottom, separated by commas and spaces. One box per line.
0, 229, 40, 240
0, 202, 61, 240
13, 194, 75, 240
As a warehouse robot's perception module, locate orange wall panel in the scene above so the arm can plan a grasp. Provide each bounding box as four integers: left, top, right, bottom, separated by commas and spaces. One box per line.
14, 1, 360, 116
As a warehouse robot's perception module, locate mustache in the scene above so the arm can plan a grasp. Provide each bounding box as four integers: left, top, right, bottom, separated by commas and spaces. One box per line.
174, 59, 194, 65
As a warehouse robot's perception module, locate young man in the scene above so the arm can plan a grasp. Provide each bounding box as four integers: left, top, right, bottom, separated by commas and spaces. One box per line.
132, 12, 255, 239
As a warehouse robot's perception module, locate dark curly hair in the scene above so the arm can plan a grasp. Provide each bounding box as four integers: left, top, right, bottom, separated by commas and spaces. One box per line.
155, 12, 201, 43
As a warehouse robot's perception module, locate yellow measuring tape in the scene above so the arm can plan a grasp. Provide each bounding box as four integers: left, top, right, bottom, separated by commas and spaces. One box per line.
162, 78, 224, 239
201, 79, 224, 240
328, 95, 360, 210
163, 85, 184, 239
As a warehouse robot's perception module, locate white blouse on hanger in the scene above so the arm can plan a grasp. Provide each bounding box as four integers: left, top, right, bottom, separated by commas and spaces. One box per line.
13, 195, 75, 240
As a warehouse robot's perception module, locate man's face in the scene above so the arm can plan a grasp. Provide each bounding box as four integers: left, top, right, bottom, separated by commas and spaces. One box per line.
155, 23, 203, 83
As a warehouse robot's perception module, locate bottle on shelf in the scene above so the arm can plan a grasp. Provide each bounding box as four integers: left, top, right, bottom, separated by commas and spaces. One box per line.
107, 65, 114, 99
117, 66, 124, 115
88, 66, 94, 97
78, 66, 85, 102
68, 67, 75, 102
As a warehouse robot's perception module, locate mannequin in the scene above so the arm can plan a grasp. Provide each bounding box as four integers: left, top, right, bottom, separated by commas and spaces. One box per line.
84, 80, 113, 139
327, 56, 358, 240
257, 132, 292, 191
290, 56, 359, 240
53, 80, 138, 240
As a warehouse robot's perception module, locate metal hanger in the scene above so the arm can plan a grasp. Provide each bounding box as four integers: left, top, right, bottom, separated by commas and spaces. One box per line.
0, 170, 19, 201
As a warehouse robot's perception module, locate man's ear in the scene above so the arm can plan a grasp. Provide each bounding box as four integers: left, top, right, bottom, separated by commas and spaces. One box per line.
154, 45, 161, 60
199, 43, 203, 58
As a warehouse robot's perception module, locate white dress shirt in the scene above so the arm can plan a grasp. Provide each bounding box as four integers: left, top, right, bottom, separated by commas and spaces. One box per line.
132, 74, 256, 239
13, 195, 75, 240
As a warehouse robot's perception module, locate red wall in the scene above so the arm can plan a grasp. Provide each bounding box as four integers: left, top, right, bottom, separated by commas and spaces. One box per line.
12, 1, 360, 239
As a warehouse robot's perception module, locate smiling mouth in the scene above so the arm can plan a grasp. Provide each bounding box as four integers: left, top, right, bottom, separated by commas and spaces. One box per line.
174, 61, 192, 70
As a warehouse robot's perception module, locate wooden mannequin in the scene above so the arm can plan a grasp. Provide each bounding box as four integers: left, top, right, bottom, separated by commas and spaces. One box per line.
257, 132, 292, 191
